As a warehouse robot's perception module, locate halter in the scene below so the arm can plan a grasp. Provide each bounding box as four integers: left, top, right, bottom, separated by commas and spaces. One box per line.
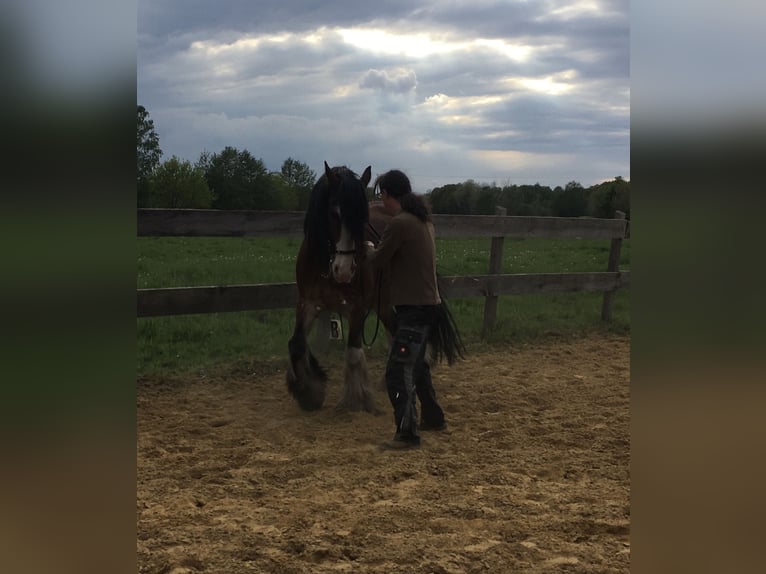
322, 241, 358, 280
329, 198, 357, 269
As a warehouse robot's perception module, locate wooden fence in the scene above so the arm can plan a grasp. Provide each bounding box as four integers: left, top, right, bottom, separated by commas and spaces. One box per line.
137, 208, 630, 335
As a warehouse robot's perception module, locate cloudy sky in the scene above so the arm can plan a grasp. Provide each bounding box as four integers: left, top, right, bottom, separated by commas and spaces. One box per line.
138, 0, 629, 192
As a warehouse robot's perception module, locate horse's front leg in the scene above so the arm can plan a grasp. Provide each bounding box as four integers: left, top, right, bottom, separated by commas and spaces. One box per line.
336, 305, 379, 414
286, 300, 327, 411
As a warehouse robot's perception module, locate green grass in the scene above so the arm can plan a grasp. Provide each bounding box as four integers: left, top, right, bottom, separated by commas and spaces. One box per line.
138, 236, 303, 288
137, 236, 630, 375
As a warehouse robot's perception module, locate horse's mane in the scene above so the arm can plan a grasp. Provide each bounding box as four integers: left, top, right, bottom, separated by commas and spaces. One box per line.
304, 166, 369, 263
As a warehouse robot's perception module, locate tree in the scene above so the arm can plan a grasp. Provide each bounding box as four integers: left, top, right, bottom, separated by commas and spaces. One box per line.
201, 147, 269, 210
262, 172, 297, 210
280, 158, 316, 210
536, 185, 556, 216
499, 184, 524, 215
137, 105, 162, 207
552, 181, 588, 217
453, 183, 474, 214
147, 156, 212, 208
195, 149, 213, 174
429, 184, 461, 214
588, 177, 630, 219
473, 186, 498, 215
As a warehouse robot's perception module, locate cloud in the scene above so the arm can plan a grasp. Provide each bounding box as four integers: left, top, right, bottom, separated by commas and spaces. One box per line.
138, 1, 630, 190
359, 68, 417, 93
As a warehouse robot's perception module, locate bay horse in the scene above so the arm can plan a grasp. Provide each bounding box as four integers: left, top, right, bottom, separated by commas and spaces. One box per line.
286, 163, 395, 413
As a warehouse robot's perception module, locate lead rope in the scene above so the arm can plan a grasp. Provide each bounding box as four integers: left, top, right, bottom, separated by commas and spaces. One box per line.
362, 221, 384, 348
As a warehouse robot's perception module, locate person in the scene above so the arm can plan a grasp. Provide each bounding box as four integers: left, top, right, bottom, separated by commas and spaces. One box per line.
365, 169, 463, 450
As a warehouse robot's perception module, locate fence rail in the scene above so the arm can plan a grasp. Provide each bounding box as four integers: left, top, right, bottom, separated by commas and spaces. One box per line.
137, 208, 630, 331
138, 208, 626, 239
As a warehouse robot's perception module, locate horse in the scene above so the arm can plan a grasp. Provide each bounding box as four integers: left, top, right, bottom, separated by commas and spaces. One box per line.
286, 162, 395, 413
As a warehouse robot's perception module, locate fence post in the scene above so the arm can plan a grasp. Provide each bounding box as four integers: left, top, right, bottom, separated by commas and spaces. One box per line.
601, 211, 626, 321
482, 206, 507, 338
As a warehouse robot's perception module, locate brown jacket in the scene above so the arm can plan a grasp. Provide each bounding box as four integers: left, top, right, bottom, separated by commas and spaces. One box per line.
368, 211, 441, 307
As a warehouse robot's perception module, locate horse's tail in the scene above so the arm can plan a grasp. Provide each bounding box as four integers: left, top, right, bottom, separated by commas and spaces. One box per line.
428, 296, 466, 365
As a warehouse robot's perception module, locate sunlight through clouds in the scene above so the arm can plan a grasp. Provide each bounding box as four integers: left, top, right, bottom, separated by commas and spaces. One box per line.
547, 0, 606, 20
474, 39, 532, 62
423, 93, 450, 107
420, 93, 504, 111
473, 149, 576, 176
189, 34, 292, 56
340, 28, 533, 62
338, 28, 459, 58
418, 92, 505, 127
497, 70, 579, 97
519, 76, 575, 96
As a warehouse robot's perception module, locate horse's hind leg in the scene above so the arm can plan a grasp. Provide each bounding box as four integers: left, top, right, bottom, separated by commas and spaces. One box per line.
286, 302, 327, 411
336, 308, 379, 414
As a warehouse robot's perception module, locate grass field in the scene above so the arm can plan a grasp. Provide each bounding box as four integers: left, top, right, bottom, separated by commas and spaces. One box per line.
137, 236, 630, 375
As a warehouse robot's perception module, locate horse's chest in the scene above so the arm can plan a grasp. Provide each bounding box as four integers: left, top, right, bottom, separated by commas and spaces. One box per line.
301, 279, 361, 311
321, 285, 359, 310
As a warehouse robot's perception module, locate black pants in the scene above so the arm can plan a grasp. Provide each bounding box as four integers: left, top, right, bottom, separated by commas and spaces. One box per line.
385, 305, 445, 437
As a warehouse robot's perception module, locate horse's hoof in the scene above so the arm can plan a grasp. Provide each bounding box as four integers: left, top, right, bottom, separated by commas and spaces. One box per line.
297, 395, 325, 411
286, 373, 326, 411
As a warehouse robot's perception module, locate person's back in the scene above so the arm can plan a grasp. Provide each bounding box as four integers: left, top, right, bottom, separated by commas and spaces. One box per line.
373, 210, 441, 307
366, 169, 460, 450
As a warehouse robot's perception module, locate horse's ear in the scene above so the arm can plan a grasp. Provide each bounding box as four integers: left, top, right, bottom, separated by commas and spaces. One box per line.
360, 166, 372, 189
324, 161, 336, 185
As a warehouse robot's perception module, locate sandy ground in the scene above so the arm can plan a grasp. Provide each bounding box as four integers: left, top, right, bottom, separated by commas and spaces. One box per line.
137, 334, 630, 573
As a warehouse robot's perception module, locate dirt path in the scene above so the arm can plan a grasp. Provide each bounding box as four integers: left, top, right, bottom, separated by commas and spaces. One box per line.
138, 334, 630, 573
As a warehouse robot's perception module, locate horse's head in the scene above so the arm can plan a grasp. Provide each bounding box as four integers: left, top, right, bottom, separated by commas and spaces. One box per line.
304, 162, 371, 283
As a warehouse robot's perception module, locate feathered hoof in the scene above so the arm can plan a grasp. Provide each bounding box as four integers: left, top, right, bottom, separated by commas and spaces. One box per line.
286, 371, 326, 411
295, 389, 326, 411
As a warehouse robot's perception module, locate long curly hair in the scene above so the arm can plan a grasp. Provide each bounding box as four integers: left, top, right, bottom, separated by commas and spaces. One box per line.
374, 169, 431, 223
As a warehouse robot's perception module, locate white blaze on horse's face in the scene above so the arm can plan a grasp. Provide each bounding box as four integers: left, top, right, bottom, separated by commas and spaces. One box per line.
331, 207, 356, 283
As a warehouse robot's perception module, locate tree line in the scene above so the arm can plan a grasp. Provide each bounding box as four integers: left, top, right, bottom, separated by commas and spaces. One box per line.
427, 178, 629, 219
138, 105, 629, 218
137, 105, 316, 211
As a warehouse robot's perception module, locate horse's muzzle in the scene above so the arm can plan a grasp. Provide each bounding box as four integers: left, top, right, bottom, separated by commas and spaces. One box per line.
331, 262, 356, 283
331, 252, 356, 283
